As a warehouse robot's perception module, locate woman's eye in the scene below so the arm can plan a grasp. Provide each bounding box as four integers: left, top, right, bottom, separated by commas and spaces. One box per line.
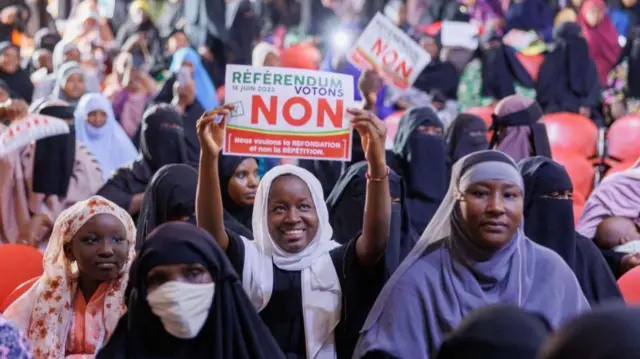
504, 192, 520, 199
112, 236, 124, 243
81, 235, 97, 244
471, 190, 489, 198
299, 204, 311, 211
235, 172, 246, 179
272, 206, 286, 213
186, 268, 204, 280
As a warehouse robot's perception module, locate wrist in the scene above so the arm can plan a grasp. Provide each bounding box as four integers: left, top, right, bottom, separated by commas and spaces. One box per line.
367, 162, 388, 178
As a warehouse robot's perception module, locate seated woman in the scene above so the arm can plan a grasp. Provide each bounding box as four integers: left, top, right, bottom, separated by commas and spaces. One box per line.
536, 22, 603, 126
388, 106, 448, 233
603, 26, 640, 120
50, 62, 87, 107
4, 196, 136, 358
352, 150, 589, 359
196, 104, 392, 359
97, 222, 285, 359
435, 305, 551, 359
0, 42, 34, 102
0, 100, 104, 247
98, 104, 189, 219
538, 306, 640, 358
74, 93, 138, 183
457, 33, 536, 111
326, 161, 418, 271
519, 156, 622, 303
578, 0, 621, 87
445, 113, 489, 169
490, 95, 552, 162
136, 164, 199, 249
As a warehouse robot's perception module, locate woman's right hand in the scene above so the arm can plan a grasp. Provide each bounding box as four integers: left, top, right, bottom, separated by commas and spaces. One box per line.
196, 104, 235, 158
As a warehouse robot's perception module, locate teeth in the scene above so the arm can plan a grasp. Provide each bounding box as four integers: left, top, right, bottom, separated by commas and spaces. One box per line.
285, 230, 304, 235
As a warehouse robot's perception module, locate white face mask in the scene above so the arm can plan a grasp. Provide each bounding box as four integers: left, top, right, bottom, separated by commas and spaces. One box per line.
146, 281, 215, 339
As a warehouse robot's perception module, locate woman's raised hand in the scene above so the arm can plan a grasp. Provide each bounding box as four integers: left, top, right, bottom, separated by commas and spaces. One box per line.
347, 108, 387, 175
196, 104, 235, 158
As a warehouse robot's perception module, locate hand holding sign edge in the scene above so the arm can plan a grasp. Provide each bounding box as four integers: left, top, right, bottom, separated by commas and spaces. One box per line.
196, 104, 234, 158
347, 108, 387, 177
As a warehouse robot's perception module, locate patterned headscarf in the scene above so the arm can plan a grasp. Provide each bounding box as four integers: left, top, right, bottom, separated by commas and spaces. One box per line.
0, 315, 32, 359
23, 196, 135, 358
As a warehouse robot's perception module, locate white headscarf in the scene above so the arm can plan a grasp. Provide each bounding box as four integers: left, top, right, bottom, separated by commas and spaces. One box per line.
252, 42, 279, 67
240, 164, 341, 359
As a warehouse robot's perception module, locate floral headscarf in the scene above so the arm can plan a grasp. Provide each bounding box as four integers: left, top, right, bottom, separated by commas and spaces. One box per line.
5, 196, 136, 359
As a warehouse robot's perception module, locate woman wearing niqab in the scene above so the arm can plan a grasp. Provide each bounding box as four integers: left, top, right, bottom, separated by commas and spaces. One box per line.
445, 113, 489, 169
352, 150, 589, 359
97, 104, 188, 219
536, 22, 603, 126
97, 222, 286, 359
389, 106, 448, 233
519, 156, 622, 304
490, 95, 552, 162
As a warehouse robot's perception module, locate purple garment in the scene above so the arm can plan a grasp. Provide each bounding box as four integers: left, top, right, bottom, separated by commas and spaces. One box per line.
496, 126, 533, 162
576, 165, 640, 239
352, 150, 590, 359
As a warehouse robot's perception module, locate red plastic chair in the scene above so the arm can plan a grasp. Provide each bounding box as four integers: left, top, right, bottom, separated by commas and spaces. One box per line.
416, 21, 442, 36
0, 244, 43, 309
573, 203, 584, 226
280, 44, 322, 70
515, 53, 544, 82
552, 150, 595, 201
383, 110, 405, 143
618, 266, 640, 304
607, 114, 640, 163
542, 112, 598, 158
1, 276, 38, 312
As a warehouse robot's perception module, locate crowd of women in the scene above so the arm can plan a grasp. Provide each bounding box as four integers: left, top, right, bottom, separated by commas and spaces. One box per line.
1, 0, 640, 358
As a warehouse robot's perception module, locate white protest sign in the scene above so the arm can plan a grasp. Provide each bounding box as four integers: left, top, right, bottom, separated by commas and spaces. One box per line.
440, 21, 479, 50
347, 13, 431, 89
223, 65, 355, 161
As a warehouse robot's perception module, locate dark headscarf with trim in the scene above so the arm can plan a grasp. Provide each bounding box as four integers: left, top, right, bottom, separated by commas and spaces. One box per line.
33, 28, 61, 52
435, 305, 551, 359
98, 222, 286, 359
0, 42, 33, 102
32, 101, 76, 196
621, 25, 640, 98
218, 155, 256, 238
489, 97, 552, 160
446, 113, 489, 168
136, 164, 198, 249
326, 161, 418, 271
519, 156, 622, 304
538, 306, 640, 359
391, 106, 448, 233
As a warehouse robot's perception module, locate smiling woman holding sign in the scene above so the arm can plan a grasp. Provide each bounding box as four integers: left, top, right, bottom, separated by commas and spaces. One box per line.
196, 103, 391, 359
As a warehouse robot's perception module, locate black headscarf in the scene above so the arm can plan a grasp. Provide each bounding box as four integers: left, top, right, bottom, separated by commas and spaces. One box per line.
445, 113, 489, 168
520, 156, 622, 304
0, 42, 33, 102
326, 161, 418, 271
435, 305, 551, 359
391, 106, 448, 233
136, 164, 198, 250
538, 306, 640, 359
489, 100, 552, 158
413, 33, 459, 100
536, 22, 602, 121
32, 103, 76, 196
98, 222, 286, 359
33, 28, 60, 52
479, 36, 534, 100
140, 104, 188, 172
218, 155, 256, 236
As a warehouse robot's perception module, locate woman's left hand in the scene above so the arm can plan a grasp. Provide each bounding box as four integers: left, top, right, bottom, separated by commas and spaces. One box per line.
347, 108, 387, 173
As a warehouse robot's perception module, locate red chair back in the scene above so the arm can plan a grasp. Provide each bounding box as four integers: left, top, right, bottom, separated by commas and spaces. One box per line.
1, 276, 39, 312
542, 112, 598, 158
607, 114, 640, 163
619, 266, 640, 304
0, 245, 43, 308
280, 44, 322, 70
383, 110, 405, 143
552, 150, 595, 201
515, 53, 544, 82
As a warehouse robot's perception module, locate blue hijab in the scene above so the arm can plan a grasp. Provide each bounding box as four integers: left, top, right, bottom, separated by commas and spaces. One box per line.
169, 47, 219, 111
74, 93, 139, 182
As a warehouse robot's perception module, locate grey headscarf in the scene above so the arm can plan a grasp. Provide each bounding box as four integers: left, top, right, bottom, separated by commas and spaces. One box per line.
51, 61, 85, 105
352, 150, 589, 359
